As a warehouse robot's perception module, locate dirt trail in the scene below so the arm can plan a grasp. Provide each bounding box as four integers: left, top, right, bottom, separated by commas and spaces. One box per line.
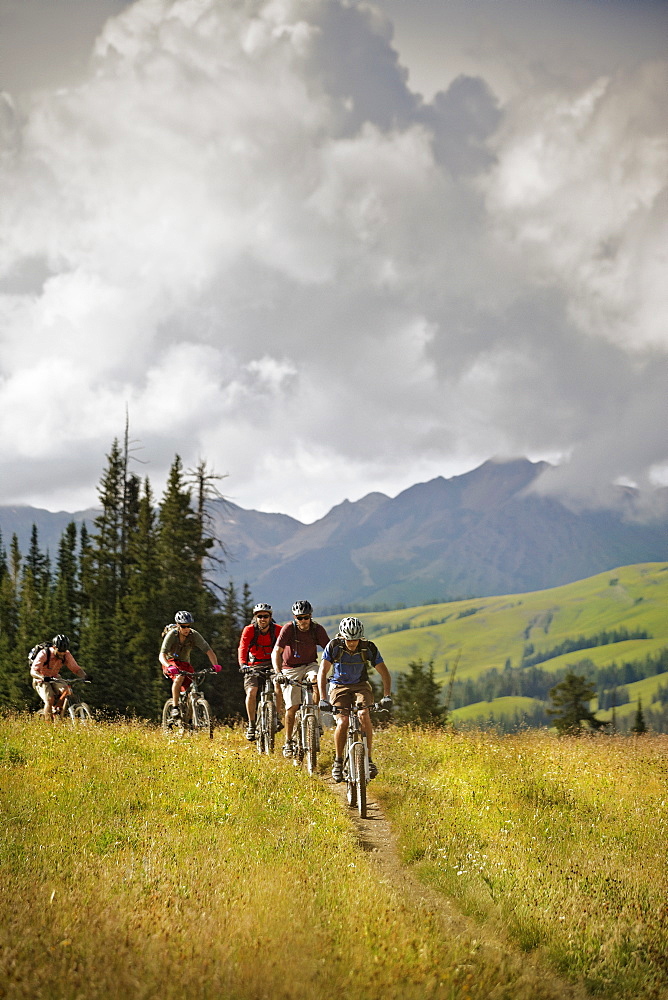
327, 777, 588, 1000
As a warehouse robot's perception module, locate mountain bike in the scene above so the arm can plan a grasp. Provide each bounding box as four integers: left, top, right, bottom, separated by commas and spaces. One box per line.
253, 667, 279, 755
162, 669, 214, 738
335, 703, 389, 818
287, 675, 321, 774
35, 678, 93, 724
61, 678, 93, 724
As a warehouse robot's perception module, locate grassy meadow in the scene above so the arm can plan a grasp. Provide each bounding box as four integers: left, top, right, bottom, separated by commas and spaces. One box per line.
373, 726, 668, 1000
1, 715, 584, 1000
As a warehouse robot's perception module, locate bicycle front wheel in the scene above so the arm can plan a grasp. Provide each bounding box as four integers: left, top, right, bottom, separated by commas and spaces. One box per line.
345, 745, 357, 808
354, 742, 367, 818
73, 703, 93, 724
262, 702, 276, 754
305, 714, 318, 775
162, 699, 183, 735
193, 698, 213, 738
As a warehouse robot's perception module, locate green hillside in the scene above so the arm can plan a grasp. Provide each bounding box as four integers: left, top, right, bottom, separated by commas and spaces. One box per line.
321, 562, 668, 728
323, 562, 668, 681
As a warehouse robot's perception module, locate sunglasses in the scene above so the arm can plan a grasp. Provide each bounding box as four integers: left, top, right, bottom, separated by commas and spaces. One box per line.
256, 614, 270, 620
295, 615, 311, 621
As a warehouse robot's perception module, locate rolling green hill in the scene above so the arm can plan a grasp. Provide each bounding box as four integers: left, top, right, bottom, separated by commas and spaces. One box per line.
320, 562, 668, 726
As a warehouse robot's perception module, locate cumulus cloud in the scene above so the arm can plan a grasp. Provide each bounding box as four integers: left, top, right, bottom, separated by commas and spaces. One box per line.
0, 0, 666, 521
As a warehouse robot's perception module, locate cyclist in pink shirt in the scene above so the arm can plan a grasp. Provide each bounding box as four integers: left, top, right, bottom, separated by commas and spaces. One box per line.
30, 634, 87, 721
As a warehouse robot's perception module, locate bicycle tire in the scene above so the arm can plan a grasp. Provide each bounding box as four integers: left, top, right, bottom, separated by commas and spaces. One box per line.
345, 745, 357, 808
73, 703, 93, 724
265, 702, 276, 754
193, 698, 213, 739
293, 712, 305, 766
305, 714, 318, 774
162, 699, 183, 735
354, 742, 367, 818
257, 701, 268, 755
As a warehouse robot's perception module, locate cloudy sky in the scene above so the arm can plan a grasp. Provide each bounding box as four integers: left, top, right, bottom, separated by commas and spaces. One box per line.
1, 0, 666, 522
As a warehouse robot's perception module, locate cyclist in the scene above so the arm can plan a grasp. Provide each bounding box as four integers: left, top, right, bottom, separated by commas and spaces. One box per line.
318, 616, 392, 782
30, 634, 87, 722
159, 611, 221, 721
238, 602, 283, 741
272, 600, 330, 758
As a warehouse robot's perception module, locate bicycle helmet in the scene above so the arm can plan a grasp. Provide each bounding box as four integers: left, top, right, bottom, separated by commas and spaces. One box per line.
292, 600, 313, 617
174, 610, 195, 625
253, 603, 272, 615
52, 634, 70, 652
338, 617, 364, 640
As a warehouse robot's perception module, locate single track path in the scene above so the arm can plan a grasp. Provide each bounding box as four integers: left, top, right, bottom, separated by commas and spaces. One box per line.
327, 776, 589, 1000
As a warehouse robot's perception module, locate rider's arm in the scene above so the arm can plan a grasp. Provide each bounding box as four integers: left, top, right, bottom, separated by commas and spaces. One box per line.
271, 642, 285, 675
30, 648, 49, 678
64, 650, 86, 678
375, 660, 392, 698
159, 632, 176, 669
318, 645, 333, 700
238, 625, 252, 667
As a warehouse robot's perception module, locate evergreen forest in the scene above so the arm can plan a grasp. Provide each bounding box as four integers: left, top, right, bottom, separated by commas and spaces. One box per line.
0, 437, 250, 721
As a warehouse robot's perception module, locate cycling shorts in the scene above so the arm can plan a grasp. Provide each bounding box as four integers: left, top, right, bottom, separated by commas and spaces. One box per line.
242, 664, 273, 693
163, 659, 194, 687
32, 677, 69, 704
281, 663, 318, 709
330, 681, 374, 712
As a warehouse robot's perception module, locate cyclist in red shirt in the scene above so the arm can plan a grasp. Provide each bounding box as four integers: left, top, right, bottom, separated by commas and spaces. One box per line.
238, 603, 282, 741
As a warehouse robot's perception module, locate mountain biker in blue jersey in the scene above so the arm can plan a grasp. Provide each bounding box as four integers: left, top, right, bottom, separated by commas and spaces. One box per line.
318, 617, 392, 783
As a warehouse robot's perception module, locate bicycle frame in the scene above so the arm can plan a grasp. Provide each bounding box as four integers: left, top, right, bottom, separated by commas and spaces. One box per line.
255, 669, 278, 754
334, 702, 372, 818
163, 669, 213, 738
40, 678, 92, 724
286, 676, 321, 773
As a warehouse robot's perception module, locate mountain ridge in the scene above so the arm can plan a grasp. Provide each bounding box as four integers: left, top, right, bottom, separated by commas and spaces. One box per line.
1, 458, 667, 615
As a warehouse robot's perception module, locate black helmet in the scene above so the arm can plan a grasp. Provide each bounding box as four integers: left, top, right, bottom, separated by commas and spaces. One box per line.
292, 600, 313, 617
175, 611, 195, 625
52, 634, 70, 652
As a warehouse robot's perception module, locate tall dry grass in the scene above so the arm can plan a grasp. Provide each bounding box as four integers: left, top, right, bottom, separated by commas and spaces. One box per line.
2, 715, 568, 1000
373, 727, 668, 999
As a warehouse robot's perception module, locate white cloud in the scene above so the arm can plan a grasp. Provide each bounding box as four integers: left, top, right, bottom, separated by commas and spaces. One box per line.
0, 0, 666, 521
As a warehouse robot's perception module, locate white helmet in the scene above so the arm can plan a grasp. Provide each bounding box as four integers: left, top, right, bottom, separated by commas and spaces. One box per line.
253, 603, 272, 615
338, 617, 364, 640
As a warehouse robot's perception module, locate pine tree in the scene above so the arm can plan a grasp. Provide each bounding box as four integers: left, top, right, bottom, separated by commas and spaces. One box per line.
157, 456, 207, 619
631, 698, 647, 735
124, 479, 164, 718
394, 659, 447, 725
548, 671, 608, 735
0, 531, 20, 708
13, 529, 51, 708
50, 523, 81, 645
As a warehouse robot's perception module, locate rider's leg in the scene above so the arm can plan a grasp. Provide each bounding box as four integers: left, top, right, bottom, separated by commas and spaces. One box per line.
171, 675, 184, 712
274, 680, 285, 718
284, 704, 298, 741
334, 712, 349, 758
42, 688, 57, 722
245, 685, 258, 725
359, 706, 373, 757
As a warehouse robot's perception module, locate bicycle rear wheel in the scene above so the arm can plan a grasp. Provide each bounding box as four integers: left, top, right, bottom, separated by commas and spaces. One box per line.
305, 714, 318, 775
193, 698, 213, 739
354, 742, 367, 818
